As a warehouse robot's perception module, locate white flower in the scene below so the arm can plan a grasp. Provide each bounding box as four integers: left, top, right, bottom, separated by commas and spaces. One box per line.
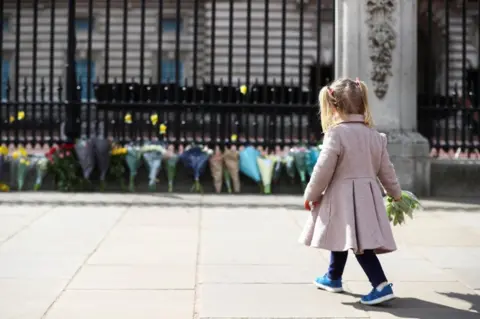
203, 146, 214, 155
141, 144, 165, 154
38, 158, 49, 170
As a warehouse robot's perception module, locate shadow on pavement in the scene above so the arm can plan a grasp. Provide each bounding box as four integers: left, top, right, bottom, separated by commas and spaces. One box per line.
343, 292, 480, 318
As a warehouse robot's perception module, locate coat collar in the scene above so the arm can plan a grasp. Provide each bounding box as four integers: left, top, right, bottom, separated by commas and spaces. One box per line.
343, 114, 365, 122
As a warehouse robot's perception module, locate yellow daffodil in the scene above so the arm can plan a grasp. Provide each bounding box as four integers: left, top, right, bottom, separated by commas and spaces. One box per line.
12, 151, 19, 160
124, 113, 132, 124
0, 183, 10, 192
0, 146, 8, 156
9, 115, 15, 123
240, 85, 247, 95
25, 161, 30, 166
18, 147, 27, 158
17, 111, 25, 120
19, 158, 26, 164
159, 123, 167, 135
231, 134, 238, 142
150, 114, 158, 125
111, 147, 127, 156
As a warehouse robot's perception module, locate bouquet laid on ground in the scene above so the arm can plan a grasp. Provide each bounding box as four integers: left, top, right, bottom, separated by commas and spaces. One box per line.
257, 153, 276, 194
180, 145, 212, 193
283, 146, 296, 182
46, 143, 81, 191
0, 146, 8, 191
93, 138, 111, 191
32, 155, 48, 191
109, 144, 127, 190
125, 144, 142, 192
292, 146, 308, 189
10, 147, 29, 190
239, 146, 261, 191
163, 145, 179, 192
75, 139, 95, 181
272, 146, 284, 184
223, 146, 240, 193
307, 146, 320, 176
209, 146, 224, 193
141, 143, 165, 191
385, 190, 422, 226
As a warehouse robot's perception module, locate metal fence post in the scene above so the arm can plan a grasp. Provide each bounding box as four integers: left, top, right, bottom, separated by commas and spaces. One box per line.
64, 0, 80, 142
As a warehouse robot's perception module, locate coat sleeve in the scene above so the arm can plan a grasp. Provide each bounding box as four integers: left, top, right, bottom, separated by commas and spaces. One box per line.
377, 133, 402, 199
303, 129, 342, 202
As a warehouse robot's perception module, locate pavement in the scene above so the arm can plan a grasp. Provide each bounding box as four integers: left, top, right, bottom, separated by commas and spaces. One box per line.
0, 193, 479, 319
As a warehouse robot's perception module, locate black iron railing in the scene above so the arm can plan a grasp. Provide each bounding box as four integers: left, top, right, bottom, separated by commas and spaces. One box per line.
0, 0, 335, 147
418, 0, 480, 156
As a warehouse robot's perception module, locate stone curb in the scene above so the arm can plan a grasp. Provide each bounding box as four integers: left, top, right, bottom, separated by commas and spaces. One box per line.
0, 194, 479, 211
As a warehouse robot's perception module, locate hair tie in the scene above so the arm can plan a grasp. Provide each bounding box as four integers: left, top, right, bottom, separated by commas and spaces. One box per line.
355, 77, 361, 87
327, 87, 334, 96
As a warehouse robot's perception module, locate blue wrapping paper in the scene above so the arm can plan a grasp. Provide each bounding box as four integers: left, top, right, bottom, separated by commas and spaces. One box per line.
239, 146, 261, 182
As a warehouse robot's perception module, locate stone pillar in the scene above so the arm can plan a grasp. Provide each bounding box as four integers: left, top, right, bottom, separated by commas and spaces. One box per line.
335, 0, 431, 196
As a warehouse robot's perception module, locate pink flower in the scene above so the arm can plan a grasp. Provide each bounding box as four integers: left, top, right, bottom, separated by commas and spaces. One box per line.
59, 153, 64, 159
65, 151, 71, 157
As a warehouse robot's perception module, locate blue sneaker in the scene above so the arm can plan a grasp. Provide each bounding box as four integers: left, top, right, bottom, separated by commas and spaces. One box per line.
360, 283, 395, 305
313, 274, 344, 293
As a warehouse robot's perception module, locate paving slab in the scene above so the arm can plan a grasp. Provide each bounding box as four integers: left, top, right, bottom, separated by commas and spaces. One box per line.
412, 247, 480, 269
0, 253, 86, 279
69, 264, 196, 290
87, 240, 198, 265
119, 206, 199, 228
197, 283, 369, 318
44, 290, 195, 319
0, 278, 67, 319
0, 205, 52, 243
198, 264, 328, 284
445, 268, 480, 290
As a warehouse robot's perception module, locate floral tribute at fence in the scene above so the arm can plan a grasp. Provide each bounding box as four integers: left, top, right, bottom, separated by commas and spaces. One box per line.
0, 139, 325, 195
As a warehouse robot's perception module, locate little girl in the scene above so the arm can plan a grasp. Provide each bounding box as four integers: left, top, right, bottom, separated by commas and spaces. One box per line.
299, 77, 402, 305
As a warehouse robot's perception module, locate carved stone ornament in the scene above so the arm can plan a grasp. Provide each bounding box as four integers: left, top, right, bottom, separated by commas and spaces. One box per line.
366, 0, 396, 99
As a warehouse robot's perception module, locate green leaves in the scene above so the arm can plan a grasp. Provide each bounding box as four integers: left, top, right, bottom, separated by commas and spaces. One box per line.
385, 191, 422, 226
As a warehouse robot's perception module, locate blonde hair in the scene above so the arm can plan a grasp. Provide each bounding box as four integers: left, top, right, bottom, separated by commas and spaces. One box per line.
319, 77, 374, 132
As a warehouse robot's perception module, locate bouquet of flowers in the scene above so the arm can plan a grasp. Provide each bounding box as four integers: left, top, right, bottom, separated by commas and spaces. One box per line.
256, 154, 277, 194
292, 146, 308, 189
93, 138, 111, 191
307, 146, 320, 177
32, 155, 48, 191
283, 146, 296, 182
180, 145, 212, 193
75, 138, 95, 180
141, 143, 165, 191
239, 146, 261, 190
223, 146, 240, 193
46, 143, 82, 191
385, 191, 422, 226
163, 145, 179, 192
208, 146, 223, 193
0, 145, 8, 190
272, 146, 283, 184
10, 147, 28, 190
16, 157, 31, 191
109, 144, 127, 190
125, 144, 142, 192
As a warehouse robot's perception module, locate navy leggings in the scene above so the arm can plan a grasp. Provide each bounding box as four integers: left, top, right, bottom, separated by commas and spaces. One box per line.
327, 250, 387, 288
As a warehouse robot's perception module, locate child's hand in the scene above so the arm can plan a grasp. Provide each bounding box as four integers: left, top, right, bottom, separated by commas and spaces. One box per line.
304, 200, 318, 211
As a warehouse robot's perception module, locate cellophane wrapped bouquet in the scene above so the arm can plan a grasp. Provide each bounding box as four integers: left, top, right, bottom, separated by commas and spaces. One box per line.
385, 190, 422, 226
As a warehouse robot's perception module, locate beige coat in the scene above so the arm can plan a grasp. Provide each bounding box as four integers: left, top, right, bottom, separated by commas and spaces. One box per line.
299, 114, 402, 254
